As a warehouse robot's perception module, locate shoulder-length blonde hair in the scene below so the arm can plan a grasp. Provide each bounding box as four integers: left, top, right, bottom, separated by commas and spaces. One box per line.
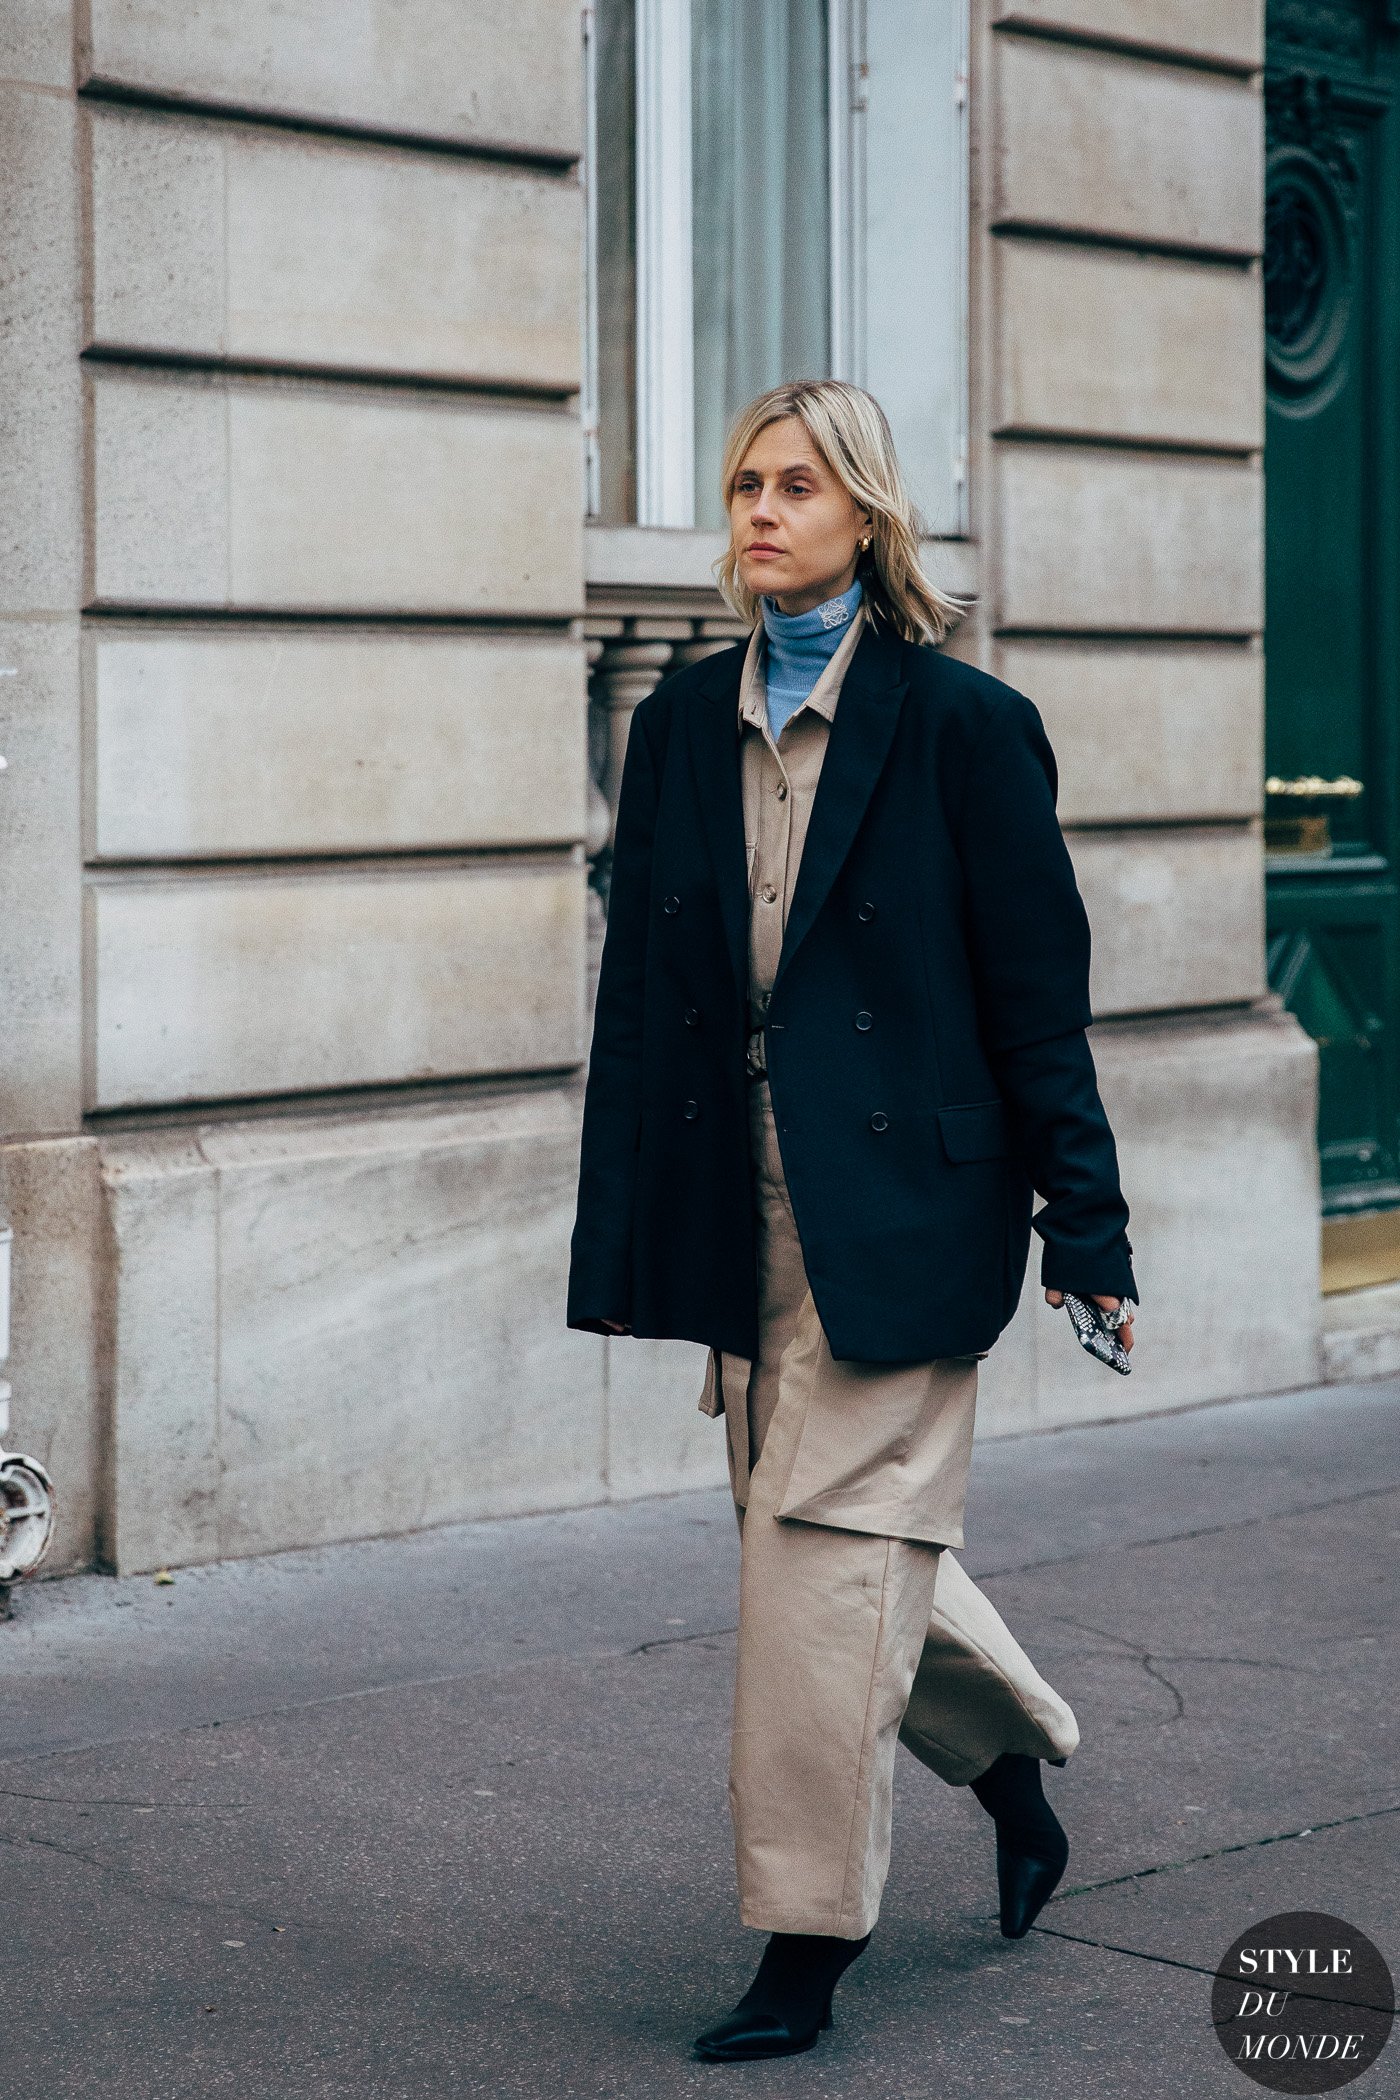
713, 379, 962, 645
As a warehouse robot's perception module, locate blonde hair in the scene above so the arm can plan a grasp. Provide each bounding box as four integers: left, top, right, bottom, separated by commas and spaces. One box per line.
713, 379, 963, 645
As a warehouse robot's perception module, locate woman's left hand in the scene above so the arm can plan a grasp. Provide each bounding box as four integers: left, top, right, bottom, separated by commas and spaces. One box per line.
1044, 1289, 1135, 1353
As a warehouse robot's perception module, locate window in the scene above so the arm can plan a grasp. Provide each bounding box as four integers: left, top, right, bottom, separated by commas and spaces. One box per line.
583, 0, 969, 537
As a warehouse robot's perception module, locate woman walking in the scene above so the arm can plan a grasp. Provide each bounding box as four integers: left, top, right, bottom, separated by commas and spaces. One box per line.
568, 380, 1136, 2062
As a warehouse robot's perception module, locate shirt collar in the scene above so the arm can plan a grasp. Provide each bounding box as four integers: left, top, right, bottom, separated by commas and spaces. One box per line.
737, 601, 866, 732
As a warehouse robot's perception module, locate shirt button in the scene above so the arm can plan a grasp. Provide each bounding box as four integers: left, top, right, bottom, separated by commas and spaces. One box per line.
857, 901, 876, 923
776, 783, 789, 801
683, 1099, 701, 1121
855, 1011, 873, 1032
684, 1007, 701, 1028
869, 1112, 889, 1133
663, 895, 680, 915
760, 884, 778, 904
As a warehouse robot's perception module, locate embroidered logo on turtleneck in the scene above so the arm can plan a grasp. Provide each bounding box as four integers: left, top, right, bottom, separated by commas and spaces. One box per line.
817, 597, 852, 630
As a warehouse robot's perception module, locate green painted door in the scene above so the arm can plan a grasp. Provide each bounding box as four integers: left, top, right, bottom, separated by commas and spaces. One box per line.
1265, 0, 1400, 1212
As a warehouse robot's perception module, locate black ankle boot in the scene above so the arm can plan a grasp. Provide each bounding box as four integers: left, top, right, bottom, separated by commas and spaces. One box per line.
693, 1931, 871, 2062
969, 1753, 1070, 1939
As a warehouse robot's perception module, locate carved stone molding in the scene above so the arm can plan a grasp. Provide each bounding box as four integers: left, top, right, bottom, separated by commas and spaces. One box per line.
1265, 70, 1363, 219
584, 598, 746, 902
1268, 0, 1368, 62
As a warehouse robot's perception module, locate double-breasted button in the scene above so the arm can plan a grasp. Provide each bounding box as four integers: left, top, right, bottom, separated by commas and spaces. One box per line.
776, 783, 789, 801
760, 883, 778, 904
682, 1099, 700, 1121
857, 900, 877, 923
663, 895, 680, 916
683, 1007, 701, 1028
869, 1111, 889, 1133
854, 1010, 873, 1032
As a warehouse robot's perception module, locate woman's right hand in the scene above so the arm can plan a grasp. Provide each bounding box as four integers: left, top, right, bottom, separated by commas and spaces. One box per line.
1045, 1289, 1134, 1353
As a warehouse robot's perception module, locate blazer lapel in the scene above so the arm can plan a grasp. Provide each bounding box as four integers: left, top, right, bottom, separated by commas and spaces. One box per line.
775, 623, 908, 989
686, 643, 750, 1001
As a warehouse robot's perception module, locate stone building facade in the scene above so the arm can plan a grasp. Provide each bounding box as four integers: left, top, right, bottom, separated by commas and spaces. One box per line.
0, 1, 1324, 1577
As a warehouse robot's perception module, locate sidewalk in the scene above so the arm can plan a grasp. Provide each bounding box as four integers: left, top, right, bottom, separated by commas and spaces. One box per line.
4, 1379, 1397, 2099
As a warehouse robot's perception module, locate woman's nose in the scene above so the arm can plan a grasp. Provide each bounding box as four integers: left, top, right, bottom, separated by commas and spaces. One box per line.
749, 485, 778, 525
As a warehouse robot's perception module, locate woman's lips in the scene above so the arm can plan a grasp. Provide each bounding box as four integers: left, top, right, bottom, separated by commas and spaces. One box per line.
747, 546, 783, 558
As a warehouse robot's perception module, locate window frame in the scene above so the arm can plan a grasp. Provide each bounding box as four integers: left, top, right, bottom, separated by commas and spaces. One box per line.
583, 0, 970, 542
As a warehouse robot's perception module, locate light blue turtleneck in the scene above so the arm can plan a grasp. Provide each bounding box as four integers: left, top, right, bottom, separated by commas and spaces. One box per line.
761, 579, 863, 742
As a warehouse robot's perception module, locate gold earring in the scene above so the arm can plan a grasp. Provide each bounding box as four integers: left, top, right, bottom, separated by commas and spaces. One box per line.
859, 532, 872, 553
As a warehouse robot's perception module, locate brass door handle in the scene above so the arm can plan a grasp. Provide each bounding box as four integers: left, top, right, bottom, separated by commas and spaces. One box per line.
1265, 775, 1364, 799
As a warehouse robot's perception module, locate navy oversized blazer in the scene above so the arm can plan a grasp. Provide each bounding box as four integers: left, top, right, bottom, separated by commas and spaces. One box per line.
567, 618, 1136, 1365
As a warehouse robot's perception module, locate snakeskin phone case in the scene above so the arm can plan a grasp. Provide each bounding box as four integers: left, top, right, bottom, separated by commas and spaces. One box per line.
1064, 1292, 1132, 1375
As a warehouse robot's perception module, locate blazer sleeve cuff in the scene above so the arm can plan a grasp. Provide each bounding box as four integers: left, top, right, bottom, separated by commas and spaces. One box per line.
1039, 1242, 1138, 1306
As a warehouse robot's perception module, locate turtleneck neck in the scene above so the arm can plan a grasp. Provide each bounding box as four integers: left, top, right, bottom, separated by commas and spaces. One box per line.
761, 579, 863, 740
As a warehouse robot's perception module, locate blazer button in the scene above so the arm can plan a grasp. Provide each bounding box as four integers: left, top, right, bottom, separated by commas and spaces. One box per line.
857, 900, 876, 923
663, 895, 681, 916
683, 1099, 701, 1121
869, 1111, 889, 1133
854, 1010, 873, 1031
684, 1007, 701, 1028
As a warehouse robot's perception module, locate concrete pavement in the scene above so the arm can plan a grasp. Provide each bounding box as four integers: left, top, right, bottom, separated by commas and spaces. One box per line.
3, 1378, 1398, 2098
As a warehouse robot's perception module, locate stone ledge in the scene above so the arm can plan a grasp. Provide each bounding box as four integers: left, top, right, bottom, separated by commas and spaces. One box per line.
96, 1089, 726, 1574
992, 3, 1262, 75
1322, 1282, 1400, 1386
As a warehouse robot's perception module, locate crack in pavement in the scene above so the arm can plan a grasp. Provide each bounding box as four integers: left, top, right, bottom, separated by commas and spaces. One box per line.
1047, 1799, 1400, 1906
1021, 1802, 1400, 2013
1032, 1921, 1395, 2016
0, 1824, 326, 1940
1138, 1655, 1185, 1722
1051, 1637, 1317, 1677
0, 1784, 248, 1812
1048, 1614, 1330, 1728
1055, 1616, 1190, 1721
0, 1828, 112, 1873
973, 1479, 1400, 1584
628, 1625, 736, 1656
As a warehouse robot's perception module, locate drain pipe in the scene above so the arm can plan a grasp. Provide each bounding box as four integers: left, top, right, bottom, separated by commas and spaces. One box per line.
0, 1220, 57, 1616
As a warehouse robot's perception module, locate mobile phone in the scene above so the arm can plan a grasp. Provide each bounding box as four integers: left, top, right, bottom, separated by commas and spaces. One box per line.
1063, 1292, 1132, 1375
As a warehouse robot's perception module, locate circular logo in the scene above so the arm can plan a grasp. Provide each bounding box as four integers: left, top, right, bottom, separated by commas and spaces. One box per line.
1213, 1912, 1394, 2091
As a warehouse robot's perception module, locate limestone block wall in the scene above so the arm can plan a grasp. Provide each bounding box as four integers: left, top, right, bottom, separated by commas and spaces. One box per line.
0, 0, 1326, 1575
975, 0, 1322, 1421
1, 1, 719, 1575
581, 0, 1321, 1442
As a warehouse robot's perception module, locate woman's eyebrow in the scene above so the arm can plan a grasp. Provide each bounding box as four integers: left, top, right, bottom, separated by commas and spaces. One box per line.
736, 458, 826, 482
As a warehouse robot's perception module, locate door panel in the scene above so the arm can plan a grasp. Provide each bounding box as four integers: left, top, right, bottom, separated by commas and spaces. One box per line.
1264, 2, 1400, 1213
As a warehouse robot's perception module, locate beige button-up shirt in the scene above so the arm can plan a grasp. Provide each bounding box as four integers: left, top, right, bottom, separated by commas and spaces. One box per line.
704, 600, 983, 1548
739, 604, 867, 1060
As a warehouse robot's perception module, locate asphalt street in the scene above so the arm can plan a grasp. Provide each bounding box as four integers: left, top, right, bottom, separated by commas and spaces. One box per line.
3, 1377, 1398, 2099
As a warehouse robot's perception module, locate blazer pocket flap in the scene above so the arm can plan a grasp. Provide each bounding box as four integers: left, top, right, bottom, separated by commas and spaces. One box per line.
938, 1100, 1009, 1163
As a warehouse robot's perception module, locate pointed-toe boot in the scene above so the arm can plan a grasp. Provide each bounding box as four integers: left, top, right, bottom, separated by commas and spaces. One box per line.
693, 1931, 868, 2063
969, 1752, 1070, 1939
995, 1820, 1070, 1938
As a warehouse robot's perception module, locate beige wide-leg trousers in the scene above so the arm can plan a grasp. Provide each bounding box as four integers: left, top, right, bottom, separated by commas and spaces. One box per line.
717, 1083, 1079, 1939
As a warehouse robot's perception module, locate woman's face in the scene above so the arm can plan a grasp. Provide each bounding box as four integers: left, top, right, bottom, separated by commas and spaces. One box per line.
729, 417, 871, 616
